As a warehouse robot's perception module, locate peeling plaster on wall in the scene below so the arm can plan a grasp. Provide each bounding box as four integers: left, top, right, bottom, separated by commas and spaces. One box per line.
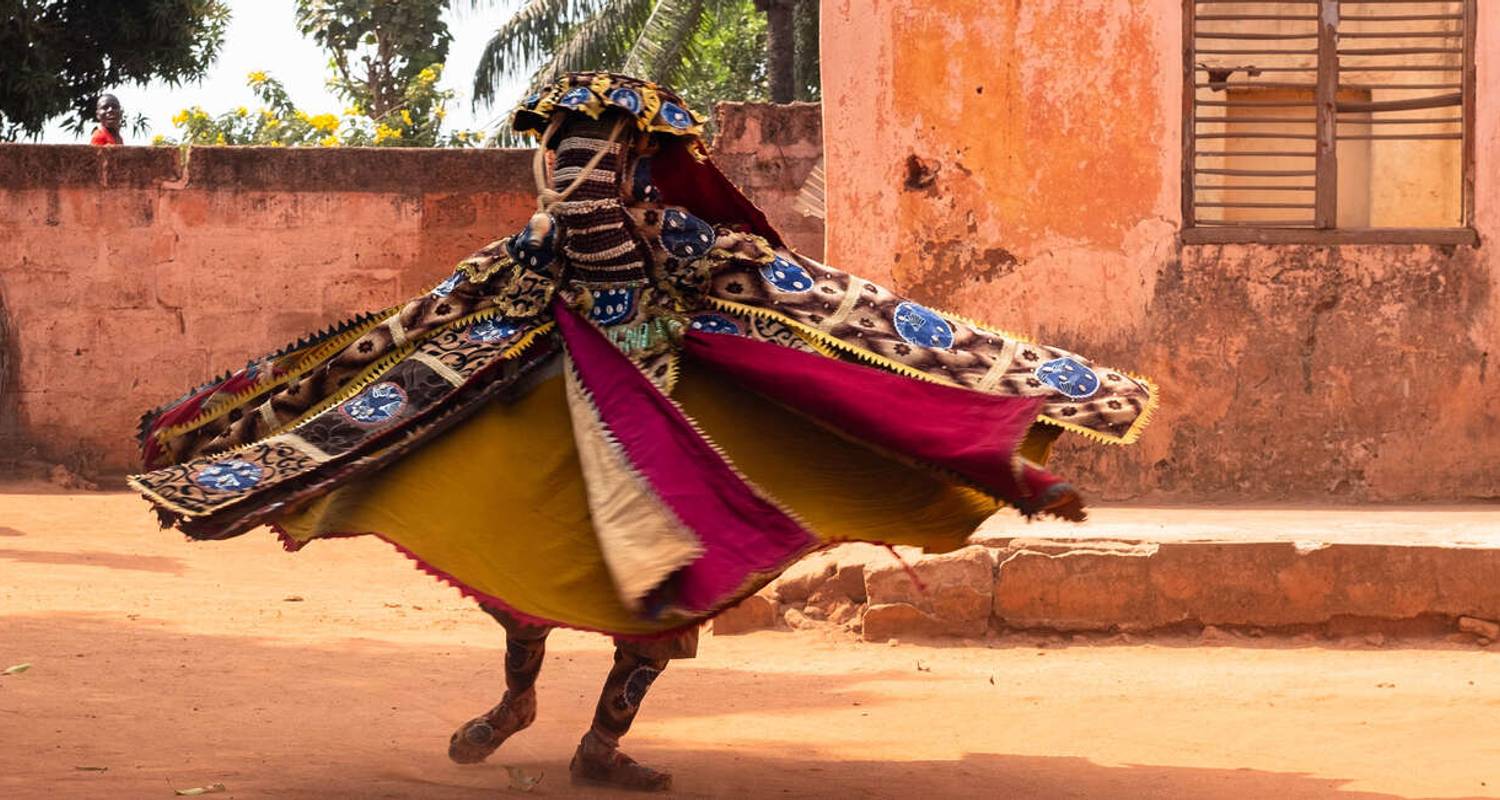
823, 0, 1500, 502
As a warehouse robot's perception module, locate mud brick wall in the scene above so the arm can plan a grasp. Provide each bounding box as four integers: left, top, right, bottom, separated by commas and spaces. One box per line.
709, 101, 824, 259
0, 104, 823, 474
822, 0, 1500, 502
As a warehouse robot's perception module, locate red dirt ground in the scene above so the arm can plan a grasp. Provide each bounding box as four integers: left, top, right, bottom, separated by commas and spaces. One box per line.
1, 492, 1497, 799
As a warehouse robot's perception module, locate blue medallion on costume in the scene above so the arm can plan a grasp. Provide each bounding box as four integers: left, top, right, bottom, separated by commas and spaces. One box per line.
893, 301, 954, 349
431, 272, 464, 297
1035, 357, 1100, 400
608, 87, 643, 114
688, 314, 740, 335
760, 256, 814, 293
522, 93, 540, 109
341, 382, 407, 426
660, 209, 715, 259
558, 87, 593, 108
193, 459, 265, 493
468, 317, 520, 343
590, 288, 636, 326
658, 101, 693, 129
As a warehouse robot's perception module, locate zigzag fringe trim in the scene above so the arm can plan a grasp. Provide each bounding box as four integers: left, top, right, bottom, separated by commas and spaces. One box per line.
151, 307, 398, 445
705, 296, 1159, 447
129, 314, 555, 493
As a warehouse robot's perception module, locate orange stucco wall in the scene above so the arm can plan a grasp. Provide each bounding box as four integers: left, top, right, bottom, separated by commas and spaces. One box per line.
0, 104, 822, 475
823, 1, 1500, 501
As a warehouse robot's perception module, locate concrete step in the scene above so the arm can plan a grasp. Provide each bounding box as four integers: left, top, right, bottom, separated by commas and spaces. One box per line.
716, 507, 1500, 642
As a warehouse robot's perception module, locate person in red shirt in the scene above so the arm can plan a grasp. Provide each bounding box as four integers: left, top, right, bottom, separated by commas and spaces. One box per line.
90, 94, 123, 146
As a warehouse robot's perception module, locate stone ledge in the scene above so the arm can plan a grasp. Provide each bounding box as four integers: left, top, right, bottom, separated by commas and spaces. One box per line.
0, 144, 537, 193
711, 510, 1500, 644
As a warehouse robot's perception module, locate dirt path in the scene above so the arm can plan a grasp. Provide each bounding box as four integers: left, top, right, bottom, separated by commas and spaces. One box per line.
1, 493, 1497, 799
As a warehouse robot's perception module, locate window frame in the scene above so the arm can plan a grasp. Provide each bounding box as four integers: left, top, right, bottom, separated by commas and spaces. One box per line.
1180, 0, 1479, 246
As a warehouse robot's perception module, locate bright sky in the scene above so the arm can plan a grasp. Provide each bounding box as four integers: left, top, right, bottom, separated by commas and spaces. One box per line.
39, 0, 529, 143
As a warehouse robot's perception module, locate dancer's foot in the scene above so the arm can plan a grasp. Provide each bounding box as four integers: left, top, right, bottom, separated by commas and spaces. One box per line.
569, 730, 672, 792
447, 688, 536, 764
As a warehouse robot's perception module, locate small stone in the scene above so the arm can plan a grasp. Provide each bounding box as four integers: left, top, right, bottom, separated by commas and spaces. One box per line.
783, 607, 812, 630
47, 463, 98, 491
827, 600, 859, 626
801, 605, 828, 622
887, 638, 900, 647
1458, 616, 1500, 641
773, 558, 838, 605
1200, 625, 1232, 643
713, 594, 777, 635
1364, 632, 1387, 647
862, 602, 948, 642
808, 562, 868, 607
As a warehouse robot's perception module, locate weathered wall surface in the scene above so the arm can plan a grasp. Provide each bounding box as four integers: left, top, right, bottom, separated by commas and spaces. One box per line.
0, 105, 819, 474
710, 101, 825, 259
822, 0, 1499, 501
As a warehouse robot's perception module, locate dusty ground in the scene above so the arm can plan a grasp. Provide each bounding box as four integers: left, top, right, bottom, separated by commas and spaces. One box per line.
1, 492, 1497, 800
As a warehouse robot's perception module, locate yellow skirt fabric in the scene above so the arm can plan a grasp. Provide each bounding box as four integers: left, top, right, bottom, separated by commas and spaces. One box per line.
277, 361, 998, 635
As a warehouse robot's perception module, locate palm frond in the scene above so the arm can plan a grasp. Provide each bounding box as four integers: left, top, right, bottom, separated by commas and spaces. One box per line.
479, 0, 650, 145
623, 0, 706, 84
472, 0, 594, 106
526, 0, 653, 86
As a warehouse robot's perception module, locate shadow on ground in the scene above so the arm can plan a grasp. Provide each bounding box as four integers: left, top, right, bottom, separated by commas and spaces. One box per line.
0, 547, 186, 574
0, 614, 1486, 800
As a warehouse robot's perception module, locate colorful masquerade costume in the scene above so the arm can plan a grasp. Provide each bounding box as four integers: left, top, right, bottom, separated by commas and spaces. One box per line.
130, 72, 1157, 640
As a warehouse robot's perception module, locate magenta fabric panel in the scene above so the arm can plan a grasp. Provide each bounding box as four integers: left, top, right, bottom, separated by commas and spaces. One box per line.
553, 301, 816, 613
682, 329, 1047, 504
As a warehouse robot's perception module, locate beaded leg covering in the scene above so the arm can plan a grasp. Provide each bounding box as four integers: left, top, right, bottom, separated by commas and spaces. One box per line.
447, 621, 548, 764
569, 647, 673, 791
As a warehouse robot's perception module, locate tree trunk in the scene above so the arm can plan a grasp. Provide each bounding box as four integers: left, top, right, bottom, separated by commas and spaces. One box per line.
793, 0, 820, 101
762, 0, 796, 103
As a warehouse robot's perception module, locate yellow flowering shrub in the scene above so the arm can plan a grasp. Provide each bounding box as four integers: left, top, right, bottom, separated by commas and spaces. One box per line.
373, 123, 403, 143
156, 67, 482, 149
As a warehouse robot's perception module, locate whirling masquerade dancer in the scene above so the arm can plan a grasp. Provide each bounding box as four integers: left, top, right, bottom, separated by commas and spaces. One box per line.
131, 73, 1156, 791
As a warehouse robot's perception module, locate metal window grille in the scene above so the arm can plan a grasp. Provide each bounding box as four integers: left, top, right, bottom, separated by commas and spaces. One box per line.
1182, 0, 1478, 244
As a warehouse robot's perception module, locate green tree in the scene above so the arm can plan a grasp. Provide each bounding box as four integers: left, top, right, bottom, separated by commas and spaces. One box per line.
671, 2, 769, 103
161, 0, 481, 148
295, 0, 452, 121
471, 0, 819, 113
0, 0, 229, 140
676, 0, 815, 103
